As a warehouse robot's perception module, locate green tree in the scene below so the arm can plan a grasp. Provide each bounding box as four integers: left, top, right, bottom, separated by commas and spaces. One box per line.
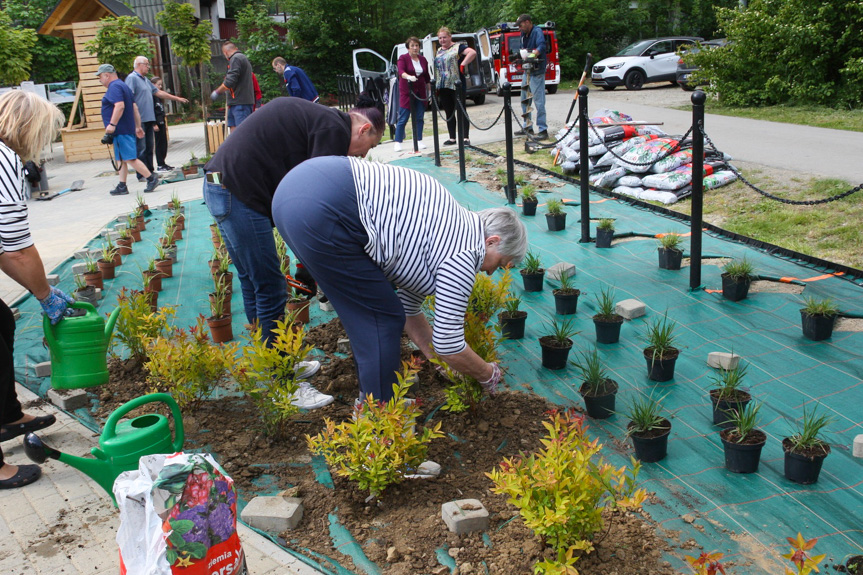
4, 0, 77, 83
0, 10, 37, 86
84, 16, 152, 76
156, 1, 211, 117
235, 3, 285, 102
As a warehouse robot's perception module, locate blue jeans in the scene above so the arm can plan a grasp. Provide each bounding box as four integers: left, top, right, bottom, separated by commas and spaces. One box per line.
228, 105, 253, 128
521, 71, 547, 132
394, 100, 425, 143
203, 180, 286, 342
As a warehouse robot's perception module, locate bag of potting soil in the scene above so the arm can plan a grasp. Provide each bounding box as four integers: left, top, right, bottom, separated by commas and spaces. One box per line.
115, 453, 245, 575
590, 166, 627, 188
594, 135, 659, 168
615, 137, 681, 173
642, 161, 727, 191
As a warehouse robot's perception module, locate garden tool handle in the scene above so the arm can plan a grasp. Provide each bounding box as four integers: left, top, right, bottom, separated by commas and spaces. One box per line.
42, 300, 96, 346
102, 393, 184, 450
285, 274, 314, 295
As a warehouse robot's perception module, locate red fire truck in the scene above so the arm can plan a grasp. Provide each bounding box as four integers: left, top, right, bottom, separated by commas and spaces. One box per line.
489, 21, 560, 96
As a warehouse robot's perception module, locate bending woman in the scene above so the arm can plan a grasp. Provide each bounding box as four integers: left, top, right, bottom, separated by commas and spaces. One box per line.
272, 156, 527, 403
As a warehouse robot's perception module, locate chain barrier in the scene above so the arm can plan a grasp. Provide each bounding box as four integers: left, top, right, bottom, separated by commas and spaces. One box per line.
509, 102, 578, 149
586, 118, 693, 168
453, 96, 507, 131
701, 125, 863, 205
427, 89, 457, 125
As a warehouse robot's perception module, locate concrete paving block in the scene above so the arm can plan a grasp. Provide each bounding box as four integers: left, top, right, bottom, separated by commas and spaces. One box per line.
47, 388, 89, 411
114, 223, 127, 232
46, 274, 60, 286
74, 249, 90, 259
337, 338, 352, 354
319, 301, 335, 312
441, 499, 489, 534
615, 299, 645, 319
89, 249, 102, 259
241, 496, 303, 533
71, 263, 87, 275
11, 307, 19, 321
547, 262, 576, 281
95, 288, 102, 301
854, 435, 863, 458
34, 361, 51, 378
707, 352, 741, 371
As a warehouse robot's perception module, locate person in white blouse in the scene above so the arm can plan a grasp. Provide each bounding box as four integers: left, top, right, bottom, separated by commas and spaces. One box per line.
272, 156, 527, 404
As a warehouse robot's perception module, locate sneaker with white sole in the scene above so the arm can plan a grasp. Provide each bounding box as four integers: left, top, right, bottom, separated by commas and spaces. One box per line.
417, 141, 427, 150
393, 142, 402, 152
290, 381, 334, 410
295, 360, 321, 379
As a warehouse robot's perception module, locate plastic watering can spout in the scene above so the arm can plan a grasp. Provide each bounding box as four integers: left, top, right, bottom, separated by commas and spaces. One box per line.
104, 306, 120, 340
24, 432, 118, 497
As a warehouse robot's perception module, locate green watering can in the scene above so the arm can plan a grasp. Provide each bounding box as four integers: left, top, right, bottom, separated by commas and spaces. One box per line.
24, 393, 184, 504
42, 301, 120, 389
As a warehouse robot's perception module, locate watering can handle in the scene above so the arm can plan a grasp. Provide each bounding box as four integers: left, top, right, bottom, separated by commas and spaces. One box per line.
42, 300, 98, 347
102, 393, 184, 451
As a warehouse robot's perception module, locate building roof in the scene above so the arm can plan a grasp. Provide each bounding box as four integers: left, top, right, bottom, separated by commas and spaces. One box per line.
39, 0, 159, 39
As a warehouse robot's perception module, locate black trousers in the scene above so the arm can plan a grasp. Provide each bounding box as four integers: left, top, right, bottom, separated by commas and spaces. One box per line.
154, 121, 168, 167
437, 88, 469, 140
0, 299, 24, 467
136, 121, 156, 173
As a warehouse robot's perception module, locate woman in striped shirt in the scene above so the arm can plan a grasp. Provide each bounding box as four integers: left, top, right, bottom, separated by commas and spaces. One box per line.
0, 91, 73, 489
273, 156, 528, 403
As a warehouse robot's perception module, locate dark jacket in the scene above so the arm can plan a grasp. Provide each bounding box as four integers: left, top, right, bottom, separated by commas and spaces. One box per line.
223, 51, 255, 106
397, 53, 430, 109
283, 66, 319, 102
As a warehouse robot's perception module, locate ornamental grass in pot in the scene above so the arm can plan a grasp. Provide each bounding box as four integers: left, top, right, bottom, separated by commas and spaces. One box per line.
520, 251, 544, 292
783, 406, 833, 484
708, 362, 751, 427
719, 401, 766, 474
595, 218, 615, 248
97, 242, 118, 280
800, 296, 838, 341
721, 258, 755, 302
657, 233, 683, 270
206, 287, 233, 343
286, 288, 312, 324
572, 347, 618, 419
552, 272, 579, 315
72, 274, 98, 305
538, 316, 578, 370
498, 295, 527, 340
126, 215, 141, 242
592, 286, 623, 344
643, 313, 680, 382
143, 258, 163, 293
82, 255, 103, 290
116, 226, 133, 256
623, 393, 671, 463
154, 243, 173, 278
520, 185, 538, 216
545, 198, 566, 232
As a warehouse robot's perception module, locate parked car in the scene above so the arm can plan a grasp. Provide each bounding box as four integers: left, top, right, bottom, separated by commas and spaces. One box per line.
676, 39, 728, 91
591, 37, 702, 90
489, 21, 561, 96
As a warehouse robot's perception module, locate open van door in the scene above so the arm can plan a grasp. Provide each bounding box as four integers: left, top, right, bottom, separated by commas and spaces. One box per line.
352, 48, 393, 92
476, 28, 497, 93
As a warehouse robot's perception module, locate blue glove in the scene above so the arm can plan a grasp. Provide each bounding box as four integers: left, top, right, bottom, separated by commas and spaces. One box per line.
39, 286, 74, 325
210, 90, 220, 101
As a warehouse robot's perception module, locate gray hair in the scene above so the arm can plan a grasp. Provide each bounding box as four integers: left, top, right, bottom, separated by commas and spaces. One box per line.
478, 207, 528, 264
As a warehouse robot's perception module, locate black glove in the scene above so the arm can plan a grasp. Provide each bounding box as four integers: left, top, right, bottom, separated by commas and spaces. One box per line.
294, 262, 317, 300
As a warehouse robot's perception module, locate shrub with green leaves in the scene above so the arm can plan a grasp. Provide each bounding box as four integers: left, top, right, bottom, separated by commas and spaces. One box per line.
487, 409, 647, 574
112, 288, 175, 364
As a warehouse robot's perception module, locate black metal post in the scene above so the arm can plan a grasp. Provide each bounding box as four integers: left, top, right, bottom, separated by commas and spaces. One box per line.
503, 83, 516, 204
431, 80, 440, 167
690, 90, 706, 289
578, 85, 591, 243
457, 80, 466, 183
410, 93, 419, 153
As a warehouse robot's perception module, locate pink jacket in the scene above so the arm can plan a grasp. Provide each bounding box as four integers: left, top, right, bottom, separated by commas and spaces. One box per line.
397, 52, 430, 109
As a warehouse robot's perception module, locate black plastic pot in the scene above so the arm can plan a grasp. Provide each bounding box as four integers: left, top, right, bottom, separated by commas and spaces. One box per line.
657, 248, 683, 270
710, 390, 751, 428
73, 285, 98, 306
539, 337, 573, 370
845, 555, 863, 575
546, 213, 567, 232
522, 199, 538, 216
721, 430, 766, 474
498, 311, 527, 340
553, 290, 579, 315
800, 310, 835, 341
521, 271, 545, 292
580, 380, 618, 419
783, 439, 830, 484
595, 228, 614, 248
593, 316, 623, 344
643, 348, 679, 382
721, 273, 751, 302
629, 420, 671, 463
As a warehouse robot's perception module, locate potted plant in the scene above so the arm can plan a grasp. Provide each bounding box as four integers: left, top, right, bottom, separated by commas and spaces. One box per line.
206, 287, 233, 343
97, 242, 118, 280
135, 192, 149, 217
161, 221, 177, 249
623, 393, 671, 463
126, 215, 141, 242
592, 286, 623, 344
143, 258, 163, 293
520, 251, 544, 292
82, 254, 103, 290
209, 277, 232, 317
708, 363, 751, 428
595, 218, 615, 248
721, 258, 755, 302
846, 554, 863, 575
170, 215, 183, 241
213, 251, 233, 290
643, 313, 680, 382
538, 316, 578, 370
520, 185, 538, 216
573, 347, 618, 419
783, 406, 833, 484
800, 296, 838, 341
182, 153, 201, 177
173, 206, 185, 230
115, 226, 133, 256
167, 191, 182, 210
211, 223, 224, 250
286, 287, 312, 324
131, 272, 158, 312
72, 273, 98, 305
498, 294, 527, 340
154, 243, 173, 278
552, 272, 580, 315
657, 233, 684, 270
545, 198, 566, 232
720, 401, 766, 474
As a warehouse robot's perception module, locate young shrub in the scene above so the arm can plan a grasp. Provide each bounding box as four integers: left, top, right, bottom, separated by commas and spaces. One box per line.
722, 257, 755, 280
657, 233, 683, 251
487, 409, 647, 574
546, 198, 564, 216
232, 317, 311, 438
521, 250, 543, 274
782, 533, 826, 575
597, 218, 615, 232
112, 288, 175, 365
520, 184, 537, 202
145, 315, 239, 411
307, 361, 444, 500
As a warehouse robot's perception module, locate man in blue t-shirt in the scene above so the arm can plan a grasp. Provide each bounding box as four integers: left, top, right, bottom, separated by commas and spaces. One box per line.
97, 64, 159, 195
272, 57, 319, 103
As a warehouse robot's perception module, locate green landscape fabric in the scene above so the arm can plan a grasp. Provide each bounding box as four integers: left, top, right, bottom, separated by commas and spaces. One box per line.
11, 157, 863, 573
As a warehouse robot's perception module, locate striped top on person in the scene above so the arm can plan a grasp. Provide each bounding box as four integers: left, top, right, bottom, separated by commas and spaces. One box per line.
0, 140, 32, 256
350, 157, 486, 356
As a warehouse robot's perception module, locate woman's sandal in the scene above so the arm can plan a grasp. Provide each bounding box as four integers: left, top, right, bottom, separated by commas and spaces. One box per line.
0, 464, 42, 490
0, 414, 56, 442
463, 139, 471, 146
443, 139, 456, 146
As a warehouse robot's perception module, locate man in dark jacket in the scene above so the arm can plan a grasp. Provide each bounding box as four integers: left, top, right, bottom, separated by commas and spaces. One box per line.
210, 42, 255, 127
516, 14, 548, 139
271, 57, 319, 103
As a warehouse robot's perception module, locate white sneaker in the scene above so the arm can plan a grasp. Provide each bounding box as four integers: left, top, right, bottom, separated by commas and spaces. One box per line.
417, 141, 427, 150
290, 382, 334, 410
294, 360, 320, 380
393, 142, 402, 152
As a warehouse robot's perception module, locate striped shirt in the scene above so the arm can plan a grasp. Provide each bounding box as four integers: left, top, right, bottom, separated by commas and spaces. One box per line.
0, 141, 32, 255
351, 157, 486, 355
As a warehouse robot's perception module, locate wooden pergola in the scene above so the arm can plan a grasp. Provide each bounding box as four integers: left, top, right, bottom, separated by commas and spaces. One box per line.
38, 0, 160, 163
